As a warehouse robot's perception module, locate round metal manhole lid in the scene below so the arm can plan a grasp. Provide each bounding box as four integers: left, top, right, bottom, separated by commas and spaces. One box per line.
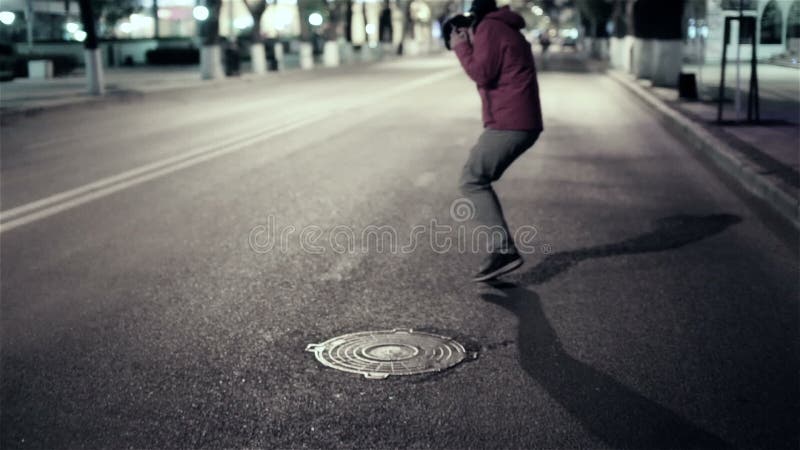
306, 329, 470, 379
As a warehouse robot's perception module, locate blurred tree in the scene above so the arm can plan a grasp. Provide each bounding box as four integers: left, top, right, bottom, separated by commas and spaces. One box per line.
242, 0, 267, 43
609, 0, 627, 38
152, 0, 159, 38
77, 0, 99, 49
575, 0, 613, 37
242, 0, 267, 73
200, 0, 222, 46
630, 0, 684, 40
298, 0, 328, 41
322, 0, 349, 41
68, 0, 140, 37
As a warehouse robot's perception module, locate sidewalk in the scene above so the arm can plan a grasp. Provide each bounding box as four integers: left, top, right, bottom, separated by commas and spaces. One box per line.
0, 65, 218, 112
0, 49, 409, 116
608, 67, 799, 229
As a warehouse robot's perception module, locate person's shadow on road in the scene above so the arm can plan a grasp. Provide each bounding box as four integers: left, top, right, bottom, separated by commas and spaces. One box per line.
508, 213, 742, 287
481, 214, 741, 449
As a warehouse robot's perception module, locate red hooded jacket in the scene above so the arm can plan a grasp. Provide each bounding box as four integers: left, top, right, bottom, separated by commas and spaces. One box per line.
453, 7, 544, 131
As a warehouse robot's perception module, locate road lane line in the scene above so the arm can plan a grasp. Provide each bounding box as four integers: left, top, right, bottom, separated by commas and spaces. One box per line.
0, 68, 460, 234
0, 111, 318, 222
0, 113, 328, 233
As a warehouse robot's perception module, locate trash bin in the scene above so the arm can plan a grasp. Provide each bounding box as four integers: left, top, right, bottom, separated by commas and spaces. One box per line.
678, 72, 698, 100
224, 46, 240, 77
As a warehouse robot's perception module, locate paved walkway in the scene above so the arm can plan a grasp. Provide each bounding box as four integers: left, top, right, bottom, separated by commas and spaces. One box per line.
680, 62, 799, 169
0, 49, 398, 114
609, 61, 799, 228
0, 65, 237, 112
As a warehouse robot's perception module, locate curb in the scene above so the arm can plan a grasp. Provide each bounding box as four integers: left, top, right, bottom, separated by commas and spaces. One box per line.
607, 70, 800, 231
0, 76, 232, 121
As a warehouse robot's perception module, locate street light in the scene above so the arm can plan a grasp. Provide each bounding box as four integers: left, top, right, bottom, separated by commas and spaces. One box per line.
193, 5, 209, 21
0, 11, 15, 25
308, 12, 323, 27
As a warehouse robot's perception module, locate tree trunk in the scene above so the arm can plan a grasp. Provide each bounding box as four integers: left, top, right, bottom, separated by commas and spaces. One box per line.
153, 0, 159, 39
201, 0, 224, 79
202, 0, 222, 46
244, 0, 267, 74
345, 0, 353, 42
324, 0, 346, 41
612, 0, 627, 38
298, 3, 312, 41
242, 0, 266, 43
630, 0, 685, 87
77, 0, 103, 94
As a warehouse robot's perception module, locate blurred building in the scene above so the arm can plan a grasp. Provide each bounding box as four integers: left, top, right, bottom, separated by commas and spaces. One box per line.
701, 0, 800, 61
0, 1, 450, 45
609, 0, 799, 87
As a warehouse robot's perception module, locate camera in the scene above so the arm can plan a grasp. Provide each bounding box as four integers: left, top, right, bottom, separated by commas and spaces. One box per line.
442, 14, 474, 50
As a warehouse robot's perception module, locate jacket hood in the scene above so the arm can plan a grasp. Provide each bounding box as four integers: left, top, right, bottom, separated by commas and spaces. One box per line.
485, 6, 525, 30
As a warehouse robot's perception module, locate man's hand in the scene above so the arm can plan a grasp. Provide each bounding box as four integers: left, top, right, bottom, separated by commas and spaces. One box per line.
450, 27, 469, 48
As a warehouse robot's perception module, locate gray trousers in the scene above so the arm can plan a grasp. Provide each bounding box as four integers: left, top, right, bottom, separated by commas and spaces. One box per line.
459, 128, 540, 254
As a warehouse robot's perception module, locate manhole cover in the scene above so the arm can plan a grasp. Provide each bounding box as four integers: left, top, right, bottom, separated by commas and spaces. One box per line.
306, 329, 471, 379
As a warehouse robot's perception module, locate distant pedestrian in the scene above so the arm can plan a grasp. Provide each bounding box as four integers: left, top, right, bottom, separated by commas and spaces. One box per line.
539, 32, 551, 55
450, 0, 543, 282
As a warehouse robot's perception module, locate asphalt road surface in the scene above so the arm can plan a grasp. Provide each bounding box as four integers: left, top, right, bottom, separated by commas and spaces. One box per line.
1, 53, 798, 449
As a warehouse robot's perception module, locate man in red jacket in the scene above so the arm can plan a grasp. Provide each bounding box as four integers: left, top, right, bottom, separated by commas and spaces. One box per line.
451, 0, 543, 282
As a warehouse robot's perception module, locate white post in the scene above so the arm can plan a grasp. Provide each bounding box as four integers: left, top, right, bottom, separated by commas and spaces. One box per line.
250, 43, 267, 74
299, 42, 313, 70
322, 40, 340, 67
733, 20, 742, 120
27, 60, 53, 79
274, 42, 284, 70
84, 48, 105, 95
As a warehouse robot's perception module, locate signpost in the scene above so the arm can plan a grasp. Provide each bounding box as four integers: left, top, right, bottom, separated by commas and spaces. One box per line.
717, 14, 759, 122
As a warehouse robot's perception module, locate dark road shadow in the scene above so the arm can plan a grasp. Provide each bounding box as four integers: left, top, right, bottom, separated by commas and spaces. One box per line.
482, 282, 733, 449
480, 214, 743, 448
509, 214, 742, 286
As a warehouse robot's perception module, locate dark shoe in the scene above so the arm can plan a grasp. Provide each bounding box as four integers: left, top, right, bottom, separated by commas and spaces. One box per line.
472, 252, 523, 282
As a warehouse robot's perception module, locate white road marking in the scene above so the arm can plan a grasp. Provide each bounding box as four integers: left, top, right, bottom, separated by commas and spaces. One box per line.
1, 110, 319, 222
0, 68, 459, 234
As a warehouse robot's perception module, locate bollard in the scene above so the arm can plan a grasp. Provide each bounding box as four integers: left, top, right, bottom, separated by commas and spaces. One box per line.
299, 42, 314, 70
250, 43, 267, 74
274, 42, 284, 71
678, 73, 699, 100
27, 59, 53, 79
323, 41, 340, 68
